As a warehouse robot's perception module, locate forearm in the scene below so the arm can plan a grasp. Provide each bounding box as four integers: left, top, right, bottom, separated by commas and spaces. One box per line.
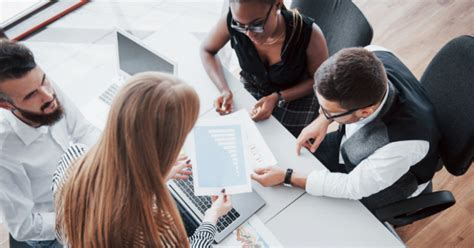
0, 164, 56, 241
290, 171, 308, 189
189, 222, 217, 248
6, 211, 56, 241
280, 77, 314, 102
200, 49, 230, 94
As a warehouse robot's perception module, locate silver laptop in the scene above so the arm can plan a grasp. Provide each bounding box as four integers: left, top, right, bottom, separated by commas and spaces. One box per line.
83, 28, 177, 129
168, 174, 265, 243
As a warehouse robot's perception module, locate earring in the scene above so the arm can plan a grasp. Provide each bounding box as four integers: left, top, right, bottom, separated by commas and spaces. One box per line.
277, 8, 281, 15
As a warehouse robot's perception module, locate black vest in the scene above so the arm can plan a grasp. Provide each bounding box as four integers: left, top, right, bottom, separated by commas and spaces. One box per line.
226, 9, 314, 96
339, 51, 441, 209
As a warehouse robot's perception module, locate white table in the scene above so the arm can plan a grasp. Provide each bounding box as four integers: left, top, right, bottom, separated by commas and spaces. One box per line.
22, 1, 405, 246
142, 30, 404, 247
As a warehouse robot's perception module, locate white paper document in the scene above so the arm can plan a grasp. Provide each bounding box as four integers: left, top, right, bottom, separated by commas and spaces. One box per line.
220, 109, 277, 168
186, 110, 277, 196
186, 118, 252, 196
216, 215, 284, 248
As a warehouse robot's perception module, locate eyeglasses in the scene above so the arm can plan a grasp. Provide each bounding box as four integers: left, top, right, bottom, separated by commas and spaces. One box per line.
230, 5, 273, 34
320, 102, 375, 120
319, 89, 387, 120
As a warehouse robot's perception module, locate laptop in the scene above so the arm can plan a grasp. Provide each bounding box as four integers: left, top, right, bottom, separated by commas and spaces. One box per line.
168, 174, 265, 243
84, 29, 265, 243
83, 28, 177, 129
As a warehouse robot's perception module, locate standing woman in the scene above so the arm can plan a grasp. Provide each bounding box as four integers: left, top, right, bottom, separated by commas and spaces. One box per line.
201, 0, 328, 136
53, 72, 232, 247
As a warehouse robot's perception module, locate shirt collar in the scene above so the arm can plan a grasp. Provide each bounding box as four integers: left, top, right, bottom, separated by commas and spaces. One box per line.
353, 82, 390, 126
3, 110, 49, 146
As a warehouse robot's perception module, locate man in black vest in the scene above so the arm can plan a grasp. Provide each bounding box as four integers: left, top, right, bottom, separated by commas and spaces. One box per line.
251, 47, 440, 210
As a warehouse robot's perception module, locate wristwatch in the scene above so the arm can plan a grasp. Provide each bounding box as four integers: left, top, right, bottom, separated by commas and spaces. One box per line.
283, 168, 293, 187
276, 91, 286, 108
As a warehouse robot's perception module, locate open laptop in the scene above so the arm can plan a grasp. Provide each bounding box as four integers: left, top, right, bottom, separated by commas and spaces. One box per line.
169, 174, 265, 243
84, 29, 265, 243
82, 28, 177, 129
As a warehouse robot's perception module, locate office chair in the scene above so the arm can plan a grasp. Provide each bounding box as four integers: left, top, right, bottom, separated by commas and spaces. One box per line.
290, 0, 373, 55
374, 35, 474, 228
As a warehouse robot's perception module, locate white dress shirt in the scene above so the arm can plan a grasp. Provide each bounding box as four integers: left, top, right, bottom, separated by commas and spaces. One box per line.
0, 85, 100, 241
305, 85, 430, 200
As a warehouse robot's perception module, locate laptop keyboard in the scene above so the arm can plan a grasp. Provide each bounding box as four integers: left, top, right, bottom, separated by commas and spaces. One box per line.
99, 83, 120, 105
174, 174, 241, 232
98, 75, 127, 105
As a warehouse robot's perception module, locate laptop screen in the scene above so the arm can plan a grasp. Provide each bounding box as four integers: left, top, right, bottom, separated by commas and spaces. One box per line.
117, 32, 175, 76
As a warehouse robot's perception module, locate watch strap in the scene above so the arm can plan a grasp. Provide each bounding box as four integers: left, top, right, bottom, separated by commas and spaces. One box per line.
284, 168, 293, 185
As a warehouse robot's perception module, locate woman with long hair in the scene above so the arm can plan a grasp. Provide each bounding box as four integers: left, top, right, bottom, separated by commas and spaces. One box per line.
53, 72, 232, 247
201, 0, 328, 137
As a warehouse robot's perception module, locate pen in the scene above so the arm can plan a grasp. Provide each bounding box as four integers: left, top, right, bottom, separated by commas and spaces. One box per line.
222, 98, 227, 111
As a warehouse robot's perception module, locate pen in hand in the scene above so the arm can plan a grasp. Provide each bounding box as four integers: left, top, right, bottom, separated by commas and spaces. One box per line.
222, 98, 228, 113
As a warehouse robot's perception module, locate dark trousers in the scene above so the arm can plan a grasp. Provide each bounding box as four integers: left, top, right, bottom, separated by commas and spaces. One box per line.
9, 235, 62, 248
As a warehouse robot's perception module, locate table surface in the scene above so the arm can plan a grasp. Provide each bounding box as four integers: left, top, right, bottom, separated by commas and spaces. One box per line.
20, 1, 404, 246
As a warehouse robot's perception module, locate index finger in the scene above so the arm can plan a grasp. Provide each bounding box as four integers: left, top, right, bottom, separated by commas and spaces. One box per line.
296, 141, 303, 156
254, 167, 267, 174
177, 154, 188, 161
295, 135, 308, 155
251, 109, 264, 121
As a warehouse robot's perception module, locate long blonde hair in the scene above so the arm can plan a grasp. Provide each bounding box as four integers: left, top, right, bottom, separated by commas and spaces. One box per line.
57, 72, 200, 247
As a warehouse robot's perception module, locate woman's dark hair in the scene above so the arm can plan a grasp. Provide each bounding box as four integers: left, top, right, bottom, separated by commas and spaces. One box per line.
314, 48, 387, 110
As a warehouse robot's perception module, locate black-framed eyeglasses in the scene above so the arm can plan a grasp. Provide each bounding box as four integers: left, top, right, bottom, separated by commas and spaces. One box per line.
319, 89, 387, 120
230, 4, 273, 34
320, 102, 375, 120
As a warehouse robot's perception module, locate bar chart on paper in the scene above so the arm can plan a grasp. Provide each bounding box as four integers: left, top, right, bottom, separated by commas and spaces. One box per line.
190, 122, 252, 195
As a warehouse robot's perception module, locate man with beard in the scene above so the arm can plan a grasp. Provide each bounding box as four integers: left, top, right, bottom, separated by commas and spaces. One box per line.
0, 40, 100, 247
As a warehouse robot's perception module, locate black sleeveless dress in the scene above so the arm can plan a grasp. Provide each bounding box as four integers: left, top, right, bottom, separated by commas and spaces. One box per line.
227, 9, 320, 137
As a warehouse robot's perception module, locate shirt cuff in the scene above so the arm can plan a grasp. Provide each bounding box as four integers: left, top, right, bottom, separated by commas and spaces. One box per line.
39, 212, 56, 240
196, 222, 217, 236
305, 170, 328, 196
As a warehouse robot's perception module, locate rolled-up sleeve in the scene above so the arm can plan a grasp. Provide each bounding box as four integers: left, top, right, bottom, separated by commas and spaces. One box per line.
306, 140, 429, 200
0, 159, 56, 241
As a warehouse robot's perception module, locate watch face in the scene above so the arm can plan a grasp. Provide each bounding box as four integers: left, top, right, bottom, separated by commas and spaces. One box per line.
278, 99, 286, 108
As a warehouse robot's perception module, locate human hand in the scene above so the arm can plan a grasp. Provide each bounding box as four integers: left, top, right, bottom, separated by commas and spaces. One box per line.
165, 154, 192, 181
251, 166, 286, 187
296, 115, 332, 155
203, 189, 233, 225
251, 93, 278, 121
215, 90, 233, 115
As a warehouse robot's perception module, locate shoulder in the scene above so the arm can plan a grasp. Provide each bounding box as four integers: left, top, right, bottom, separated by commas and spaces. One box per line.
0, 110, 14, 136
52, 144, 88, 194
308, 22, 326, 45
0, 117, 13, 148
305, 22, 328, 66
0, 112, 19, 157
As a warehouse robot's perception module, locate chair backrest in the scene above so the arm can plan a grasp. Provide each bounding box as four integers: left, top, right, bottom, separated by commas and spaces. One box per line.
290, 0, 373, 55
420, 35, 474, 176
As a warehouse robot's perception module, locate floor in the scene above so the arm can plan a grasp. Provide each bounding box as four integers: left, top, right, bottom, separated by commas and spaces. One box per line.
353, 0, 473, 247
1, 0, 473, 247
